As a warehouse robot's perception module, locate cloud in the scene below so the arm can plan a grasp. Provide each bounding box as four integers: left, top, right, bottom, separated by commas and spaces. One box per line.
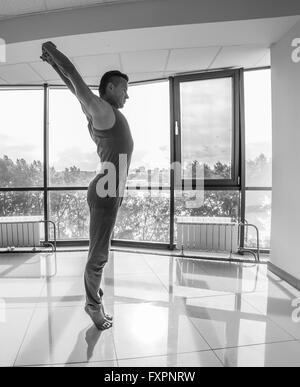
53, 147, 100, 171
1, 137, 41, 162
184, 143, 231, 165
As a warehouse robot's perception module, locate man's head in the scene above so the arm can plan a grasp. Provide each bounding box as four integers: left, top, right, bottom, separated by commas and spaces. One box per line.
99, 70, 129, 109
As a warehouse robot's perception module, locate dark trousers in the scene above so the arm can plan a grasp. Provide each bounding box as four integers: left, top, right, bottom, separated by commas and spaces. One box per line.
84, 174, 121, 310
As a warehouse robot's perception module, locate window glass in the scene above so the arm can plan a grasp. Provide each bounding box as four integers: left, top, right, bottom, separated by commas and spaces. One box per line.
244, 70, 272, 187
180, 78, 233, 179
0, 89, 43, 187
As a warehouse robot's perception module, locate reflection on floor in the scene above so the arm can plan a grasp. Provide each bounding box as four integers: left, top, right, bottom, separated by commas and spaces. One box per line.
0, 250, 299, 367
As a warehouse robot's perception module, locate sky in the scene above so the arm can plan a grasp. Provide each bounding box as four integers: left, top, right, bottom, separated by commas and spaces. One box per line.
244, 69, 272, 161
0, 70, 272, 173
180, 77, 232, 167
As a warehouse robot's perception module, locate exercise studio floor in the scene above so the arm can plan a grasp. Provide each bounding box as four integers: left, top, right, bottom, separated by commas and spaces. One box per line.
0, 250, 300, 367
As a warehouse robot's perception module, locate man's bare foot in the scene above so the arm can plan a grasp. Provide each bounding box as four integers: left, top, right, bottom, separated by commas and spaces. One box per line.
101, 303, 113, 321
98, 295, 113, 321
84, 305, 113, 331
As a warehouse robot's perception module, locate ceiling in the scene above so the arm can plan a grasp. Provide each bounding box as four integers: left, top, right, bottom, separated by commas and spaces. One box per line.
0, 0, 143, 21
0, 1, 299, 85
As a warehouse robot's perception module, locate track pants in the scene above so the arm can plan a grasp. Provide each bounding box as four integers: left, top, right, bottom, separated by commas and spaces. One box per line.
84, 174, 121, 310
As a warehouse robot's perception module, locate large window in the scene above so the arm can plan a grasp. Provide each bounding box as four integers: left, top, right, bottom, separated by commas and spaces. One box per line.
0, 192, 43, 218
180, 78, 233, 179
0, 69, 272, 252
245, 70, 272, 187
174, 70, 240, 187
49, 191, 89, 240
245, 191, 271, 249
122, 81, 170, 188
0, 88, 44, 188
115, 191, 170, 243
244, 69, 272, 249
0, 88, 44, 225
49, 89, 99, 187
113, 81, 171, 243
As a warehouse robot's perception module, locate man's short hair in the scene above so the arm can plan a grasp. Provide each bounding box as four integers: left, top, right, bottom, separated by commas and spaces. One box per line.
99, 70, 129, 96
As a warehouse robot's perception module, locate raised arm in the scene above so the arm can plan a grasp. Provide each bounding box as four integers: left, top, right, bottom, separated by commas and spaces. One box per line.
41, 41, 107, 118
41, 50, 92, 120
41, 50, 75, 95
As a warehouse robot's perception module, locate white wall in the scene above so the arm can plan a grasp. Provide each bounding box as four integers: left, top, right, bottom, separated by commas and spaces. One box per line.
271, 20, 300, 279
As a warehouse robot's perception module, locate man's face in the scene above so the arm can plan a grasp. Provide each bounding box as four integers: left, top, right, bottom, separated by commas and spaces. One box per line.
110, 78, 129, 109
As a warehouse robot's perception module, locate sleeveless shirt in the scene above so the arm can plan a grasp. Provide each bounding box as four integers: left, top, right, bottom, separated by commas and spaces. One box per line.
87, 105, 134, 201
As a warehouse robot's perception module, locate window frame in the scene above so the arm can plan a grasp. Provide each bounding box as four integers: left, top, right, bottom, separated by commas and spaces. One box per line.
172, 69, 241, 189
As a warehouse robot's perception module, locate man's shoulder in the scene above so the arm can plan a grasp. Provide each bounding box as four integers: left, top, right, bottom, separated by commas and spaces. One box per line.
89, 97, 116, 131
90, 95, 113, 114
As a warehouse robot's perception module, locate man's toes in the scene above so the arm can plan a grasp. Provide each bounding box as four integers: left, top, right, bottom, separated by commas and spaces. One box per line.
102, 321, 112, 330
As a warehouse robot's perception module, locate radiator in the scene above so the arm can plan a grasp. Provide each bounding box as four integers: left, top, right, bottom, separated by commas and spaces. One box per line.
0, 216, 43, 248
176, 217, 239, 254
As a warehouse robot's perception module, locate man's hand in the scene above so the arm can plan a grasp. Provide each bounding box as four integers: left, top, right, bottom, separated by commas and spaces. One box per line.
42, 41, 57, 54
40, 41, 99, 119
41, 41, 57, 66
40, 51, 55, 66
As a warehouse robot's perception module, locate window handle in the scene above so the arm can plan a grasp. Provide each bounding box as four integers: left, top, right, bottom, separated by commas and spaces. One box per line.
175, 121, 180, 136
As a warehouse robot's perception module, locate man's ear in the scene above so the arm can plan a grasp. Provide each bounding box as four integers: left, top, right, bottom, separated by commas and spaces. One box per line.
107, 82, 114, 92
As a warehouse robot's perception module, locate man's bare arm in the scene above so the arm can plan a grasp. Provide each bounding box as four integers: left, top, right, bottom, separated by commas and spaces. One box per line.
54, 64, 76, 95
41, 41, 105, 116
41, 51, 76, 95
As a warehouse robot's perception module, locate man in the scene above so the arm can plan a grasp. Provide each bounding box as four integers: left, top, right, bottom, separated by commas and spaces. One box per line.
41, 41, 134, 330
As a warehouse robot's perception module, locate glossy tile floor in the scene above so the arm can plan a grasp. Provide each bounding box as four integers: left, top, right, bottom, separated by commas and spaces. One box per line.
0, 250, 300, 367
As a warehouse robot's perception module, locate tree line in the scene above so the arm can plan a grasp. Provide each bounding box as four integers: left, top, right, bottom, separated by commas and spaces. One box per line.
0, 155, 271, 247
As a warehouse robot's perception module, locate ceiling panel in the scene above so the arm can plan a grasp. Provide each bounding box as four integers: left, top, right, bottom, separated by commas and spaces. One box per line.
0, 0, 47, 18
82, 76, 101, 85
127, 72, 165, 83
166, 47, 221, 72
4, 41, 43, 66
121, 50, 169, 73
0, 63, 43, 83
73, 54, 121, 76
211, 45, 269, 69
29, 60, 64, 81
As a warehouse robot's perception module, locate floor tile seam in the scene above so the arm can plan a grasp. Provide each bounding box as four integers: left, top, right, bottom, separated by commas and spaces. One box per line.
210, 338, 298, 352
115, 348, 223, 362
240, 294, 299, 341
12, 281, 47, 367
143, 257, 172, 294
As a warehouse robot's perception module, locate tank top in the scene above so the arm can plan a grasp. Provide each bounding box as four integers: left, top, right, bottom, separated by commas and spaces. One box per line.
87, 105, 134, 201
